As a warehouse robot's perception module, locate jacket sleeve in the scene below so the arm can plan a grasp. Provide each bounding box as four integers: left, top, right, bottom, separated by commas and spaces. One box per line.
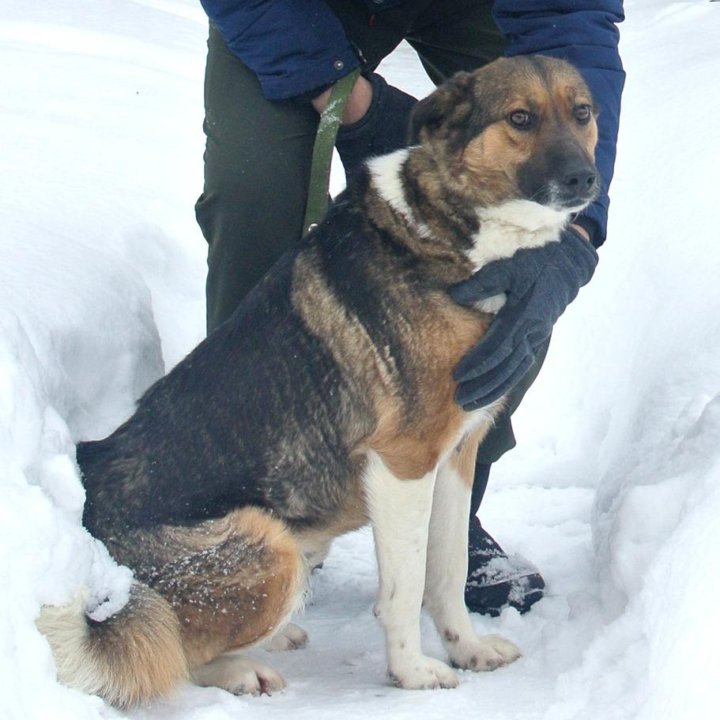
493, 0, 626, 246
199, 0, 360, 102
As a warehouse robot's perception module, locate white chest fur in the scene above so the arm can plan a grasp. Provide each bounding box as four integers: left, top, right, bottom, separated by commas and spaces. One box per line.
469, 200, 570, 314
470, 200, 570, 270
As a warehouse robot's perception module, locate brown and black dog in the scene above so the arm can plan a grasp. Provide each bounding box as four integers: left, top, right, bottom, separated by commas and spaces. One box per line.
37, 55, 598, 707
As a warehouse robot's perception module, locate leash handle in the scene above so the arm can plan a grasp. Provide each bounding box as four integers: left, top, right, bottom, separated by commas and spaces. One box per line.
303, 69, 361, 236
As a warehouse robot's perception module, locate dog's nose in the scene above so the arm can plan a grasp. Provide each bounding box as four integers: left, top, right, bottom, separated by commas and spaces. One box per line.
553, 158, 598, 207
562, 165, 597, 195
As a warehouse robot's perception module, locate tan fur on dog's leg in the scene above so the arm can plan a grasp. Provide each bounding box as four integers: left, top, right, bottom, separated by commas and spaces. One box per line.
151, 508, 306, 685
424, 428, 521, 672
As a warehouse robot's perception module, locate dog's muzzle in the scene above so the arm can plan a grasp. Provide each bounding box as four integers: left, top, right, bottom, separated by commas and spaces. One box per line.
551, 157, 599, 209
518, 142, 599, 211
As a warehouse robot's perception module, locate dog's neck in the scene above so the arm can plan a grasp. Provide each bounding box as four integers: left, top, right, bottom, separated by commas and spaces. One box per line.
365, 148, 572, 278
364, 149, 417, 225
363, 149, 480, 285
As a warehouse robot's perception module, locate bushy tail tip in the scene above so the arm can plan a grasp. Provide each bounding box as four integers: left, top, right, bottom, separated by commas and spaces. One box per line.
36, 582, 188, 708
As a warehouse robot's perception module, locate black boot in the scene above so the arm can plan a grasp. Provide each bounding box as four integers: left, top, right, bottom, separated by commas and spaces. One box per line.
465, 464, 545, 616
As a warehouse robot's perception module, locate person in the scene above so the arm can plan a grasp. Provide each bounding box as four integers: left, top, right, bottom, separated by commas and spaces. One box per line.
194, 0, 625, 616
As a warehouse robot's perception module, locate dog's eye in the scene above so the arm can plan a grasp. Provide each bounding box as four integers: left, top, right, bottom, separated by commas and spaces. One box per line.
574, 104, 593, 124
507, 110, 535, 130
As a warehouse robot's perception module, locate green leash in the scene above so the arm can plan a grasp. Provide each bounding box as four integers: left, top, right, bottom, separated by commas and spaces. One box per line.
302, 69, 361, 236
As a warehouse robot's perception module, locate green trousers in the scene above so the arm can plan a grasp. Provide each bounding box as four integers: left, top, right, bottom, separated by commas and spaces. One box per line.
195, 0, 544, 464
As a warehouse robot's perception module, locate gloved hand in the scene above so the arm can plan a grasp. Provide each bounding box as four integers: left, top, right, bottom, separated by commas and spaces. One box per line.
451, 227, 599, 411
335, 72, 417, 178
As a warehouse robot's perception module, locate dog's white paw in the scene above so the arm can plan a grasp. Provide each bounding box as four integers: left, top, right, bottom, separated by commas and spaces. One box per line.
388, 655, 459, 690
263, 622, 309, 652
192, 654, 286, 695
447, 633, 521, 672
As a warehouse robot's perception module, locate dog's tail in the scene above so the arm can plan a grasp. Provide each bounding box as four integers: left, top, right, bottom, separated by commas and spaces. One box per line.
36, 581, 188, 708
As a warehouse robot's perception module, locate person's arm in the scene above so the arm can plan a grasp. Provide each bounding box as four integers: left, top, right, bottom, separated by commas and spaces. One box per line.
493, 0, 625, 246
199, 2, 415, 179
311, 75, 374, 124
199, 0, 360, 101
451, 2, 625, 411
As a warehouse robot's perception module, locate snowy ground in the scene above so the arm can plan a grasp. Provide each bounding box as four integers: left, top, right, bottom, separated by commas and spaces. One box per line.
1, 1, 719, 719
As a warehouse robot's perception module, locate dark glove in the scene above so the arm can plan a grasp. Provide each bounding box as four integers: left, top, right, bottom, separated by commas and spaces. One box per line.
451, 227, 599, 411
335, 73, 417, 178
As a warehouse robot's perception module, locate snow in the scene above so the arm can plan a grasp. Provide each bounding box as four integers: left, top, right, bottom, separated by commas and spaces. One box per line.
1, 1, 719, 718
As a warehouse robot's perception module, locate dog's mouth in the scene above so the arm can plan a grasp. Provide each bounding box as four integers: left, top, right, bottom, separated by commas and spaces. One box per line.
517, 148, 599, 214
544, 175, 600, 213
518, 171, 599, 215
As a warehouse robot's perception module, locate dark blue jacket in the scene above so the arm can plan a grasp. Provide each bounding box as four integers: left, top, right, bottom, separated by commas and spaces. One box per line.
199, 0, 624, 244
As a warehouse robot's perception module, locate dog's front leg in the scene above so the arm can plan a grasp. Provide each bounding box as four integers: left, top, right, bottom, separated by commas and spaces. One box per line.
424, 433, 521, 672
364, 451, 458, 689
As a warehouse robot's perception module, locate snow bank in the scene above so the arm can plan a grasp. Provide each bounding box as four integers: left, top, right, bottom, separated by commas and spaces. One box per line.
503, 2, 720, 716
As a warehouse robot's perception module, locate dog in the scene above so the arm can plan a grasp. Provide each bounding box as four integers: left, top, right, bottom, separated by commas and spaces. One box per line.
37, 55, 598, 707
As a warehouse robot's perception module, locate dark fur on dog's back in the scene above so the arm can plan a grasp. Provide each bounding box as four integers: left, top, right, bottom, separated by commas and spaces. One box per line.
80, 248, 364, 533
80, 173, 484, 540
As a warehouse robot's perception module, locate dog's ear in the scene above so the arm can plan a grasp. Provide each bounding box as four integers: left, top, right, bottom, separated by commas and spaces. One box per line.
409, 71, 478, 148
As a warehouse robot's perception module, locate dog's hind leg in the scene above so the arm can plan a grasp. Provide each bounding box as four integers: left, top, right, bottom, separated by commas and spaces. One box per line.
262, 622, 309, 651
142, 507, 306, 695
424, 429, 521, 671
192, 652, 287, 695
364, 451, 459, 690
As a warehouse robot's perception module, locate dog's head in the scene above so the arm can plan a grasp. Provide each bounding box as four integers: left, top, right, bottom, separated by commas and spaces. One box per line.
410, 55, 599, 213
